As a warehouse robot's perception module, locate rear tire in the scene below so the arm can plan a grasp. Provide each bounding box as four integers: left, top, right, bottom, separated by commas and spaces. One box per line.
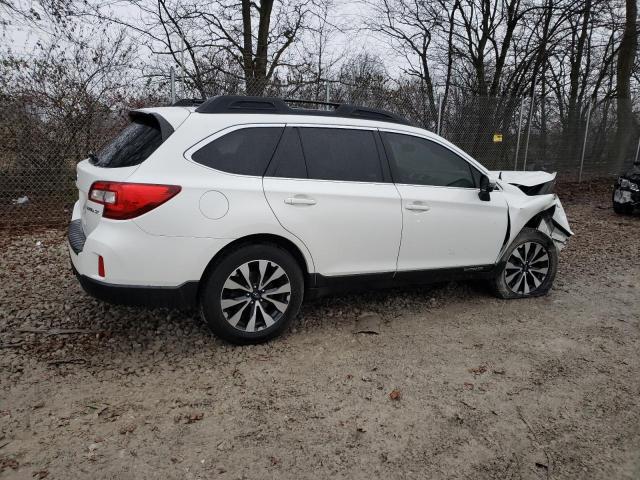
490, 228, 558, 299
199, 244, 304, 344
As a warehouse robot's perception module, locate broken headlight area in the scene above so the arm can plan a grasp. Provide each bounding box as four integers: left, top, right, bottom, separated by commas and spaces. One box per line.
617, 177, 639, 192
614, 176, 640, 206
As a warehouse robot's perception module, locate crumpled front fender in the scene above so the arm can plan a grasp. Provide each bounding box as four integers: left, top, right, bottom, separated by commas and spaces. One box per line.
503, 191, 573, 252
550, 198, 573, 237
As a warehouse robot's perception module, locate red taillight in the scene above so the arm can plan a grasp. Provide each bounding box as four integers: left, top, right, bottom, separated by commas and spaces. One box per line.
98, 255, 105, 277
88, 182, 181, 220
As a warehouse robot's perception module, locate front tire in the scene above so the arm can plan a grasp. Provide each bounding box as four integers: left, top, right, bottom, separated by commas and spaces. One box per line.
491, 228, 558, 299
200, 244, 304, 344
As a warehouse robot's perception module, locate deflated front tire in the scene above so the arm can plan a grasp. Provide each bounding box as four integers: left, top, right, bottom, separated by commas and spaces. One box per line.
491, 228, 559, 299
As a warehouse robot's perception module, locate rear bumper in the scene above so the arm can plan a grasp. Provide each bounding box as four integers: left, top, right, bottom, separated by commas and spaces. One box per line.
67, 204, 230, 309
71, 263, 198, 309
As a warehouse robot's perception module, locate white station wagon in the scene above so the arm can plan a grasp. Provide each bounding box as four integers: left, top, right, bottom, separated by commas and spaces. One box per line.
68, 96, 573, 343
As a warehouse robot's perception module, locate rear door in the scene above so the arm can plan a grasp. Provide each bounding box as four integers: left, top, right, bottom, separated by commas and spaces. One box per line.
380, 131, 508, 271
263, 126, 402, 276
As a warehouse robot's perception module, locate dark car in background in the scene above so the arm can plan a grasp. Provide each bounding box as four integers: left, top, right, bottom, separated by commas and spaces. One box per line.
613, 161, 640, 214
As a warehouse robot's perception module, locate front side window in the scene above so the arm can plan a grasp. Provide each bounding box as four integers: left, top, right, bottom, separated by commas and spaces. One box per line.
382, 132, 476, 188
94, 114, 164, 168
192, 127, 284, 176
298, 128, 383, 182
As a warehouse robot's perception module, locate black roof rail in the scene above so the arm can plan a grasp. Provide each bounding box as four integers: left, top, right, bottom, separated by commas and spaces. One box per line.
172, 98, 205, 107
194, 95, 410, 125
285, 98, 341, 108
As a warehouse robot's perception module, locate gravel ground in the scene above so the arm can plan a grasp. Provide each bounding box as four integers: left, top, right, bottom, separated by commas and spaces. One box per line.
1, 179, 639, 480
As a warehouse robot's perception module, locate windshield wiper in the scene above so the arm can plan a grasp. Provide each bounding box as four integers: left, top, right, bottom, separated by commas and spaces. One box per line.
88, 152, 99, 164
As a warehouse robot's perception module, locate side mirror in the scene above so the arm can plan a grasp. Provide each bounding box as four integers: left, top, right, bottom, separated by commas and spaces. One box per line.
478, 174, 494, 201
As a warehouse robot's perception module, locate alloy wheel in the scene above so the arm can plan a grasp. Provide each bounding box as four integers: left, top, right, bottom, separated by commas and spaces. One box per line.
504, 241, 550, 295
220, 260, 291, 332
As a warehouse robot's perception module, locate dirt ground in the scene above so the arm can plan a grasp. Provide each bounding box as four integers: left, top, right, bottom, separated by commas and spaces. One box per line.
1, 179, 639, 480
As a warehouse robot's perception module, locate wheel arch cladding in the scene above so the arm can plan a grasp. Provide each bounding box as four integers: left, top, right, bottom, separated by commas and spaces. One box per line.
199, 233, 310, 291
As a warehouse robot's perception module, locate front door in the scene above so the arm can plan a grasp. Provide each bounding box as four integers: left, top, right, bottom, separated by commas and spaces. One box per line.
380, 131, 508, 271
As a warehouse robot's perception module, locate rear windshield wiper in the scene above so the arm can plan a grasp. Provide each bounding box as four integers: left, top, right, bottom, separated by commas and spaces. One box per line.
88, 152, 99, 164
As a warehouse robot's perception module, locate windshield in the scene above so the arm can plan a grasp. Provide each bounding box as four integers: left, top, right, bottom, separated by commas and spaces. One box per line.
93, 114, 164, 168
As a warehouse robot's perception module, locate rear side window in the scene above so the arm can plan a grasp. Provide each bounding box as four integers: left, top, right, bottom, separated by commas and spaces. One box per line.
192, 127, 283, 176
382, 133, 476, 188
94, 114, 164, 168
298, 128, 383, 182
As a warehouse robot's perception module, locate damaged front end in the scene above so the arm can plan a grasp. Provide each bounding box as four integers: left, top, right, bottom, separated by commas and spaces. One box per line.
494, 170, 573, 252
613, 163, 640, 213
534, 203, 573, 251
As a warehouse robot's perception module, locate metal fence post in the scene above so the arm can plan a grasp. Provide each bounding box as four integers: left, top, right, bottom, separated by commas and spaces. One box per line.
180, 36, 186, 97
635, 135, 640, 164
170, 67, 176, 104
522, 95, 535, 171
436, 94, 443, 136
514, 98, 524, 170
325, 80, 330, 109
579, 101, 593, 183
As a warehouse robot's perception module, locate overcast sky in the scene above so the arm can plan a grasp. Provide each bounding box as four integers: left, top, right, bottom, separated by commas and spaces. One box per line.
2, 1, 405, 77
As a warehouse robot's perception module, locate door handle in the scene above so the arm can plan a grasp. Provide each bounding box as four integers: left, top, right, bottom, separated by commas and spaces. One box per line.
284, 196, 317, 206
405, 202, 430, 212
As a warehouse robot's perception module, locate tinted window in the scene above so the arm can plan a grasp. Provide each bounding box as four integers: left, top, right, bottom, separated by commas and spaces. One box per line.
95, 115, 163, 168
383, 133, 476, 188
267, 128, 307, 178
193, 127, 283, 176
299, 128, 382, 182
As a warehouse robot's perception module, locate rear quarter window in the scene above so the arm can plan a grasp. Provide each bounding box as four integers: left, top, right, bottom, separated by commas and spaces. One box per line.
94, 113, 165, 168
192, 127, 284, 176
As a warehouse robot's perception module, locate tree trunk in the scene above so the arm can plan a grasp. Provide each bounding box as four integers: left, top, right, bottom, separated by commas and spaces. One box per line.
614, 0, 638, 169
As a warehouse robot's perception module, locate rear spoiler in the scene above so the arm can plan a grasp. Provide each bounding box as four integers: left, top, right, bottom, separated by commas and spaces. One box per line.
129, 111, 174, 141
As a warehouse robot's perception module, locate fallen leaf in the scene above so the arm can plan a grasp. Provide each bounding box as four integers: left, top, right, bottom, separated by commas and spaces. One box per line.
463, 382, 474, 390
119, 423, 136, 434
389, 389, 401, 400
468, 365, 487, 375
187, 412, 204, 424
1, 458, 19, 470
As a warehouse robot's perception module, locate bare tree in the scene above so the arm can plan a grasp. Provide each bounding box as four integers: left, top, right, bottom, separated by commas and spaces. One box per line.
84, 0, 319, 97
365, 0, 460, 120
614, 0, 638, 166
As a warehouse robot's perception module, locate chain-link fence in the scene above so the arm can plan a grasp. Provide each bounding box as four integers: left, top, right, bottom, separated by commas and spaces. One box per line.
1, 85, 638, 228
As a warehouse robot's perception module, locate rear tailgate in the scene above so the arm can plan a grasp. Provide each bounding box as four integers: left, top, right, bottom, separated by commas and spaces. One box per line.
74, 108, 190, 235
76, 159, 138, 235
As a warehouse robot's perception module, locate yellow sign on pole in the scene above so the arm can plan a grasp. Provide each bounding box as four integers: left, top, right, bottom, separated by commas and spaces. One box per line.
493, 133, 503, 143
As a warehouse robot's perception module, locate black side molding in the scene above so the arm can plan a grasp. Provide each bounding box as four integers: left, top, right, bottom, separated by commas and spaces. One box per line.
306, 265, 496, 299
